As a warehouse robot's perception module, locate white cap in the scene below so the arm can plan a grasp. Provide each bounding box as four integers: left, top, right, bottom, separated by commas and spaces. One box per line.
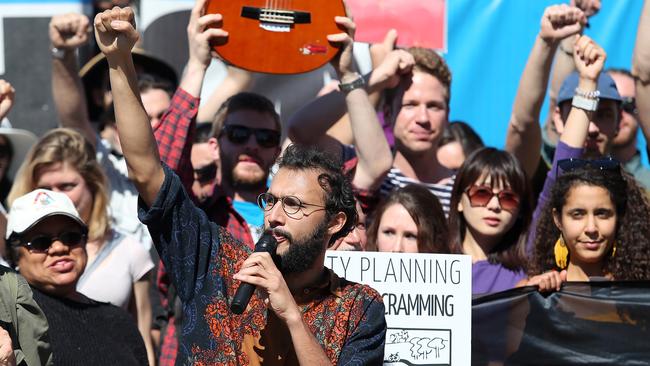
5, 189, 86, 239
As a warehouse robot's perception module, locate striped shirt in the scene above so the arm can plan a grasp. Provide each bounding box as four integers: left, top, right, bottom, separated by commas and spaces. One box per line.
379, 167, 455, 216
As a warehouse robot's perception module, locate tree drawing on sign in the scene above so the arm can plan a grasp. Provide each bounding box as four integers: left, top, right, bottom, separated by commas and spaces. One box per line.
385, 328, 451, 365
408, 337, 446, 360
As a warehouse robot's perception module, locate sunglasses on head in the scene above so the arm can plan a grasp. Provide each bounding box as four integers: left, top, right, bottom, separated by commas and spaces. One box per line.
193, 163, 217, 184
11, 230, 88, 252
621, 97, 637, 115
219, 124, 280, 148
556, 157, 620, 176
465, 185, 520, 213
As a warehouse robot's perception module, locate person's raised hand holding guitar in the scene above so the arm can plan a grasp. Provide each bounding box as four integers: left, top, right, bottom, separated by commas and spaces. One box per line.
327, 16, 358, 86
326, 15, 394, 190
182, 0, 228, 97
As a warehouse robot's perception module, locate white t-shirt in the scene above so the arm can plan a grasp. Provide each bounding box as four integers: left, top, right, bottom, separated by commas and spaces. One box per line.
77, 230, 154, 308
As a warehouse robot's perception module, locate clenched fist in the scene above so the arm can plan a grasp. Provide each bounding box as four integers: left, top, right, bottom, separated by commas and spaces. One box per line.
573, 35, 606, 82
94, 6, 139, 60
539, 4, 587, 43
49, 13, 90, 50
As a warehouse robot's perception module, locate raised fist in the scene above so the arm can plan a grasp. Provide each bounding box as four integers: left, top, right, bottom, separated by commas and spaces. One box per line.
573, 35, 606, 81
540, 4, 586, 43
93, 6, 139, 59
571, 0, 601, 18
0, 80, 15, 121
49, 13, 90, 50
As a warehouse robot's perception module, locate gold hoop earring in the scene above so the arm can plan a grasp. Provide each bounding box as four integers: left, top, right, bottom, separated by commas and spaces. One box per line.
554, 236, 569, 269
611, 242, 617, 258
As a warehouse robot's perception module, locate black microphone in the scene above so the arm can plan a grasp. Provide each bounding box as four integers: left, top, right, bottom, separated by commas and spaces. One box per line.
230, 232, 278, 314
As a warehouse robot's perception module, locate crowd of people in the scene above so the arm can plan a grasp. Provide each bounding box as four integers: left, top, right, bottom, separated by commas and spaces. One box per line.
0, 0, 649, 364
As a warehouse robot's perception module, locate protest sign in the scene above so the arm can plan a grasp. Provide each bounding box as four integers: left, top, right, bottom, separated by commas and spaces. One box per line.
346, 0, 446, 50
325, 251, 471, 365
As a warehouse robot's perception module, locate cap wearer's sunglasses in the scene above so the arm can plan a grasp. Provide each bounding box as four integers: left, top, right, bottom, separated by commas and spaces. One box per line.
219, 124, 281, 148
11, 230, 88, 252
621, 97, 637, 115
556, 157, 620, 176
465, 185, 520, 213
193, 163, 217, 184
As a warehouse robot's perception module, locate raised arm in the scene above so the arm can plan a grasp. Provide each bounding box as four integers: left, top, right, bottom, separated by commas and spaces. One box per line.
196, 65, 254, 123
633, 0, 650, 142
97, 4, 229, 206
94, 7, 164, 205
178, 0, 224, 100
153, 0, 224, 191
526, 35, 605, 254
49, 13, 96, 146
326, 18, 397, 190
505, 4, 585, 178
286, 31, 407, 155
559, 35, 606, 148
546, 1, 600, 132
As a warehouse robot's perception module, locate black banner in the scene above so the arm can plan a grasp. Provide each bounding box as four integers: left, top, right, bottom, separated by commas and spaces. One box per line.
472, 282, 650, 365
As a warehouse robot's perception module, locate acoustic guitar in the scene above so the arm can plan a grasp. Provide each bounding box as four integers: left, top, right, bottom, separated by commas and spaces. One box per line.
205, 0, 346, 74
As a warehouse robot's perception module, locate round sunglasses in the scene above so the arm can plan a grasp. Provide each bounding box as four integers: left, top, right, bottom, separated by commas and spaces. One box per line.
465, 185, 520, 213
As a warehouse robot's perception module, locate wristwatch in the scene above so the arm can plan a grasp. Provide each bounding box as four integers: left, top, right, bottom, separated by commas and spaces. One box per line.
51, 47, 67, 60
339, 74, 366, 93
572, 94, 599, 112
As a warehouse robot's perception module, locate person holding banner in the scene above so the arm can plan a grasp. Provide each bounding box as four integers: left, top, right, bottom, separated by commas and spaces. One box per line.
95, 4, 387, 364
528, 159, 650, 288
525, 27, 650, 288
447, 147, 533, 295
526, 26, 650, 287
366, 184, 448, 254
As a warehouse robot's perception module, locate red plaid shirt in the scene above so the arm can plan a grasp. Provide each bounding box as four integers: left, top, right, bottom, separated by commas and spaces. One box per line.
153, 87, 255, 366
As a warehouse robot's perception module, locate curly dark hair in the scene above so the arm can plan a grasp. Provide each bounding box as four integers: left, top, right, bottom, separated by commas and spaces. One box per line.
448, 148, 532, 271
366, 184, 449, 253
529, 165, 650, 280
277, 144, 357, 245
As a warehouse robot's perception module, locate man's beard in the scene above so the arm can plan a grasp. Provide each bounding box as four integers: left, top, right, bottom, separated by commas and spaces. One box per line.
221, 156, 268, 191
272, 220, 328, 275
